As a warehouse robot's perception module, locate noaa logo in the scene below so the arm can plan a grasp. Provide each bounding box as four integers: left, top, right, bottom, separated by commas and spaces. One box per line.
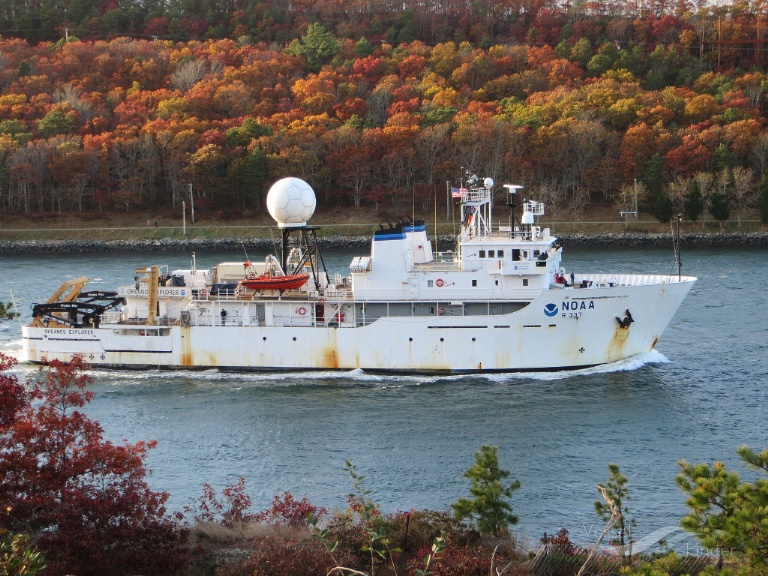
180, 290, 186, 296
544, 303, 558, 317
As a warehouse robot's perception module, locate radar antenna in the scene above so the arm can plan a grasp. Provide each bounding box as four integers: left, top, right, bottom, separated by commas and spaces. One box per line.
503, 184, 524, 234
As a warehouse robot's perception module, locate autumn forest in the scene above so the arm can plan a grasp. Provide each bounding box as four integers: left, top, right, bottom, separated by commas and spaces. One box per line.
1, 0, 768, 225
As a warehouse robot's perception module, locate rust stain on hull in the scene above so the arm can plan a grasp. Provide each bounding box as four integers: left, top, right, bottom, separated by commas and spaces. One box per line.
607, 324, 630, 362
180, 325, 193, 366
320, 329, 340, 369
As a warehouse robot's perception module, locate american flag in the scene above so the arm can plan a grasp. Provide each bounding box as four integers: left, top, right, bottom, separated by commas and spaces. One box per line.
451, 186, 468, 199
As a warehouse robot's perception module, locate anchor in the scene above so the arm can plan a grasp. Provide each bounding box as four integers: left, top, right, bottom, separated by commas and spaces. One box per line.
615, 309, 634, 328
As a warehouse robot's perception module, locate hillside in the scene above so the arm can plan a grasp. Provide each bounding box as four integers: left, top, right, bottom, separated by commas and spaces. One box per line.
0, 2, 767, 228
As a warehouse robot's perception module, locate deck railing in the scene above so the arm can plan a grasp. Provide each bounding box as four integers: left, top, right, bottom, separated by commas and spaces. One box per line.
576, 273, 680, 287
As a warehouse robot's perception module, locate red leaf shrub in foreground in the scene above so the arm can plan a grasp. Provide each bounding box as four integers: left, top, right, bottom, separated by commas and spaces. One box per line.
253, 491, 327, 529
0, 353, 188, 576
186, 476, 254, 527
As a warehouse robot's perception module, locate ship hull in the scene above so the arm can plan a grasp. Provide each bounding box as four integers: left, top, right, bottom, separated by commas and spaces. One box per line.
22, 278, 694, 373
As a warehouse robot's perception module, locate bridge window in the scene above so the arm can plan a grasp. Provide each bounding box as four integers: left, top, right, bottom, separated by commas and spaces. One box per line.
488, 250, 495, 257
512, 249, 521, 261
479, 250, 486, 258
472, 279, 477, 287
497, 250, 504, 258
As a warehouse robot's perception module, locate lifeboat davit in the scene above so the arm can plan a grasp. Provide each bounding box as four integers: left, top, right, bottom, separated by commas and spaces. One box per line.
239, 273, 310, 291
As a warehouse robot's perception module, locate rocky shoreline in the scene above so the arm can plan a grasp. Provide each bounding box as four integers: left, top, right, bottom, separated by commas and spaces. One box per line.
1, 231, 766, 254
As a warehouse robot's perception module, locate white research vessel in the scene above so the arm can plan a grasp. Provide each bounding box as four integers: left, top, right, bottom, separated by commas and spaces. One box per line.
22, 176, 696, 373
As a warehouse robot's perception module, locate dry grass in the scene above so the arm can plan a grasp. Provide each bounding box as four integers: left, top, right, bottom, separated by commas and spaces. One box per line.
0, 206, 763, 242
188, 520, 311, 548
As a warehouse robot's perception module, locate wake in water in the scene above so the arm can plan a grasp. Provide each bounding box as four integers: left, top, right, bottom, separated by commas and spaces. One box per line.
482, 349, 669, 383
65, 350, 670, 391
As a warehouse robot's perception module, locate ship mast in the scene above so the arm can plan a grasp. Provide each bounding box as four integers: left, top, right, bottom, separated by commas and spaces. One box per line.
459, 173, 494, 240
503, 184, 524, 236
673, 213, 682, 281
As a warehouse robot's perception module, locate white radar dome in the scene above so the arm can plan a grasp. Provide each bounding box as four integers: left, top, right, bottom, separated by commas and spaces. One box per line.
266, 177, 316, 228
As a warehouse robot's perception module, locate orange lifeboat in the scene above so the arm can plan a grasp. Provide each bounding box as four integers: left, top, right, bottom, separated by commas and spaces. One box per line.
239, 273, 310, 291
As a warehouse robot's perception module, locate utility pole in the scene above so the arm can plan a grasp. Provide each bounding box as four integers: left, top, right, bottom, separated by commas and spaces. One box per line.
182, 200, 186, 235
634, 178, 638, 217
446, 181, 450, 220
188, 183, 195, 223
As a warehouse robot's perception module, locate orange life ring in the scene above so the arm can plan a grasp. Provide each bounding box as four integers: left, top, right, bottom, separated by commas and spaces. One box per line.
436, 278, 444, 287
199, 288, 207, 299
438, 307, 445, 315
297, 306, 307, 315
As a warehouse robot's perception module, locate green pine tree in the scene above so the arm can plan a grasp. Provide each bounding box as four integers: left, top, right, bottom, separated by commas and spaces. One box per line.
452, 445, 520, 537
709, 191, 731, 227
652, 190, 674, 223
0, 301, 18, 320
354, 37, 376, 58
677, 445, 768, 574
286, 23, 340, 73
708, 142, 737, 172
642, 153, 674, 222
641, 154, 664, 199
683, 180, 704, 223
595, 463, 635, 548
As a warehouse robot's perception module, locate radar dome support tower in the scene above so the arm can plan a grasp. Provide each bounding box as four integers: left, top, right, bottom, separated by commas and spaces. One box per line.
266, 177, 328, 292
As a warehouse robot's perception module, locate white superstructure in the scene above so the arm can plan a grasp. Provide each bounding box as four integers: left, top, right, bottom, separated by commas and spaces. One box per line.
22, 177, 696, 373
